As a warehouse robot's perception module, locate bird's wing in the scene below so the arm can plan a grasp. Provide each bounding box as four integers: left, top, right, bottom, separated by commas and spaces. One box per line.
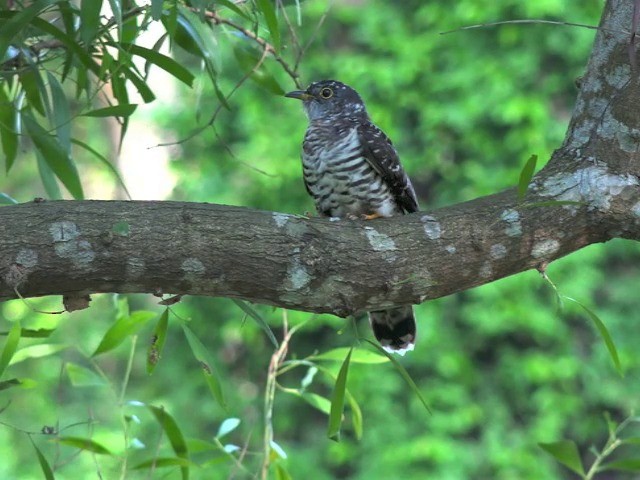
357, 122, 419, 214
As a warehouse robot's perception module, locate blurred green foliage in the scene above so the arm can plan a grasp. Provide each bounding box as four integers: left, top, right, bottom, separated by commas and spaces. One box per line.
2, 0, 640, 479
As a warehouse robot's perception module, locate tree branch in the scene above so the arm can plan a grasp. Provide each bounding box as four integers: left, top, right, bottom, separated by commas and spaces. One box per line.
1, 0, 640, 316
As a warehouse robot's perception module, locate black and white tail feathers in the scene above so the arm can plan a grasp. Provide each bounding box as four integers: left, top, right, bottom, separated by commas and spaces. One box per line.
368, 306, 416, 356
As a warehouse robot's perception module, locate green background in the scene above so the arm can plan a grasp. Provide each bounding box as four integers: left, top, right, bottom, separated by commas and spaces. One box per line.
2, 1, 640, 478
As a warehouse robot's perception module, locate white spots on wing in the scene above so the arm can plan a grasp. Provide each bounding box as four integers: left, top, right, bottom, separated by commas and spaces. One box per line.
383, 343, 414, 356
364, 227, 397, 252
16, 249, 38, 268
421, 215, 441, 240
445, 245, 456, 254
50, 221, 95, 268
329, 217, 341, 222
126, 257, 146, 279
181, 258, 205, 276
490, 243, 507, 260
500, 209, 522, 237
272, 212, 290, 228
532, 239, 560, 259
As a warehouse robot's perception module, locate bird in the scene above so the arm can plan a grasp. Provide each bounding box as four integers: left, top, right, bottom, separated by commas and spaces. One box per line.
285, 80, 419, 355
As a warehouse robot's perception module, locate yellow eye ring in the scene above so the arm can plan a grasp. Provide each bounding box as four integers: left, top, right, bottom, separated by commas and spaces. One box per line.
320, 87, 333, 99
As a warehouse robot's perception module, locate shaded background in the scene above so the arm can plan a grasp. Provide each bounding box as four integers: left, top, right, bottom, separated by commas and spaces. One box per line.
2, 1, 640, 478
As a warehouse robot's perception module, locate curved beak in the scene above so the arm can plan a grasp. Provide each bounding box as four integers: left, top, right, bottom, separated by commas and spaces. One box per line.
285, 90, 313, 101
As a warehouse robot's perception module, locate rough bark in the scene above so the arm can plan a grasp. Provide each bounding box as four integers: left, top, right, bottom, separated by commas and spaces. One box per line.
1, 0, 639, 316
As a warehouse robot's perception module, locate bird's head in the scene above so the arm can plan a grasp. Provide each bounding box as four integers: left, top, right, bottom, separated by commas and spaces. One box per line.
285, 80, 368, 121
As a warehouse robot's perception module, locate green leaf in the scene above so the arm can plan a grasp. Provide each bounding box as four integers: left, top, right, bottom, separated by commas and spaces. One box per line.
347, 392, 363, 440
130, 457, 195, 470
0, 378, 23, 391
66, 362, 106, 387
232, 299, 278, 348
0, 320, 21, 378
602, 458, 640, 472
313, 347, 389, 364
30, 438, 54, 480
92, 310, 156, 356
0, 0, 62, 61
81, 104, 138, 118
147, 309, 169, 374
538, 440, 585, 476
364, 339, 432, 414
182, 324, 226, 409
517, 154, 537, 202
80, 0, 103, 48
621, 437, 640, 445
19, 68, 46, 116
275, 463, 293, 480
57, 436, 113, 455
256, 0, 281, 51
117, 43, 195, 87
36, 151, 62, 199
151, 0, 164, 20
10, 344, 67, 366
107, 0, 122, 38
122, 67, 156, 103
146, 405, 190, 479
301, 392, 332, 415
23, 113, 84, 199
327, 347, 352, 442
0, 193, 18, 205
47, 72, 71, 153
233, 46, 285, 95
216, 418, 241, 439
70, 138, 132, 199
564, 296, 622, 375
0, 87, 18, 172
174, 5, 221, 81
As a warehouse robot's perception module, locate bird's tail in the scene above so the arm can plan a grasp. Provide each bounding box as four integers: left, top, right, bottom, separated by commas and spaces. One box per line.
368, 306, 416, 356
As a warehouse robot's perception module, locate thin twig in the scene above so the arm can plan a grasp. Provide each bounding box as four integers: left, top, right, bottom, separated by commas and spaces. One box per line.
294, 1, 332, 73
440, 19, 629, 36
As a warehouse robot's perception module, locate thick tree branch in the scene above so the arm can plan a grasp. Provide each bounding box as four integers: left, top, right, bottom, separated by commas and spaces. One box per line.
1, 0, 640, 315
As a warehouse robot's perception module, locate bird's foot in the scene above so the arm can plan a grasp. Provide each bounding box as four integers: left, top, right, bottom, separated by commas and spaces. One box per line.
361, 212, 384, 220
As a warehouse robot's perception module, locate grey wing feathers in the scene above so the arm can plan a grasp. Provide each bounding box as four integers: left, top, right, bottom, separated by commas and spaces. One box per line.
357, 122, 419, 214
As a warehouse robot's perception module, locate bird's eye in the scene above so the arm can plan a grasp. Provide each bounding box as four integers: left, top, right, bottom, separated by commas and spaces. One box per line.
320, 87, 333, 99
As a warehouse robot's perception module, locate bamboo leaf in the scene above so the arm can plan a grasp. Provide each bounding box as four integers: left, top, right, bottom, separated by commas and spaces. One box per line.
0, 193, 18, 205
36, 151, 62, 199
118, 43, 195, 86
539, 440, 585, 476
80, 0, 103, 48
564, 296, 622, 375
364, 339, 432, 414
19, 68, 46, 116
82, 104, 138, 118
147, 309, 169, 374
327, 347, 352, 442
517, 154, 537, 202
47, 72, 71, 153
0, 320, 21, 378
70, 138, 132, 199
232, 299, 278, 348
30, 438, 55, 480
57, 436, 113, 455
92, 310, 156, 356
182, 324, 226, 409
146, 405, 190, 480
255, 0, 280, 51
312, 347, 389, 364
0, 87, 18, 172
0, 0, 62, 61
23, 113, 83, 199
